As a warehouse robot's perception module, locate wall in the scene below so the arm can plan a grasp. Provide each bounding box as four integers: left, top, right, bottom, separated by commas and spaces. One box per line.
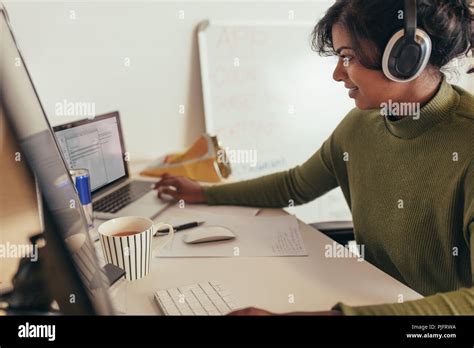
5, 0, 336, 162
4, 0, 472, 223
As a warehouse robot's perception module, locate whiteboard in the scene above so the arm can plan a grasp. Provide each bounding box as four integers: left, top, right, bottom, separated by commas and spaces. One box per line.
198, 20, 354, 223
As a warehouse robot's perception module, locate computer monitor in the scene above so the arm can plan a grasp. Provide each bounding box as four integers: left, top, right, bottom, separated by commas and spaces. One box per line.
0, 4, 113, 314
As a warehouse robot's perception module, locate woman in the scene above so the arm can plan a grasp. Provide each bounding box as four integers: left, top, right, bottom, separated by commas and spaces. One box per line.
155, 0, 474, 315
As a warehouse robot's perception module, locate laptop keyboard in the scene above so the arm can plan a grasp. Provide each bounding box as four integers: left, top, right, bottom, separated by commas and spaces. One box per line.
93, 181, 152, 213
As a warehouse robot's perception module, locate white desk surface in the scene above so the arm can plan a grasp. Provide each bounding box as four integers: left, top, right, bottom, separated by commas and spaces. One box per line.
97, 171, 422, 315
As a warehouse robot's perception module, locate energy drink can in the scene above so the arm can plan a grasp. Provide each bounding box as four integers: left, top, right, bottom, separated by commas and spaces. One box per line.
70, 168, 94, 230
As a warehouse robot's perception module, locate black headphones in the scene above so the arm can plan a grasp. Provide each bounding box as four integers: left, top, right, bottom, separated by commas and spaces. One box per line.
382, 0, 432, 82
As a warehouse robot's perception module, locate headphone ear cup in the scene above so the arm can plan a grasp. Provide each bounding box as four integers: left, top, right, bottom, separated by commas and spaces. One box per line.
382, 28, 432, 82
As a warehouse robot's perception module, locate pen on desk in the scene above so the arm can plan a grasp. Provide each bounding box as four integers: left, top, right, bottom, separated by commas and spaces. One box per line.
155, 221, 205, 235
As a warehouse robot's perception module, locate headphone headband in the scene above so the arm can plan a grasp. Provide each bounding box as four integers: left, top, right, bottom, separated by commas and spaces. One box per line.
404, 0, 417, 42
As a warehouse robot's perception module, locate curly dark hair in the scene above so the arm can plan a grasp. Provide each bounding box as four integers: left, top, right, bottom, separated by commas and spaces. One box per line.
312, 0, 473, 74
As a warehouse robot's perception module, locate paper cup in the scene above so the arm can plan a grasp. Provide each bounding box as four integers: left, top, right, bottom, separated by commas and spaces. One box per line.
98, 216, 173, 281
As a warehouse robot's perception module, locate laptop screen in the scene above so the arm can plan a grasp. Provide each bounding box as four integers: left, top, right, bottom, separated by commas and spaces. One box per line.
54, 113, 127, 192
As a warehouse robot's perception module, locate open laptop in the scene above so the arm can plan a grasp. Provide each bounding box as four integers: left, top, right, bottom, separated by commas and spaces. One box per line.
53, 112, 169, 220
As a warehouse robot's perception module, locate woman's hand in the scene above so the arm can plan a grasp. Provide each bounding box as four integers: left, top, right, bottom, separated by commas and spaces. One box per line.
153, 173, 207, 204
227, 307, 274, 316
228, 307, 343, 316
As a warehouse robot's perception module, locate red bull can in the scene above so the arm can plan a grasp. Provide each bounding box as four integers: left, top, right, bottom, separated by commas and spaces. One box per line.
70, 168, 93, 230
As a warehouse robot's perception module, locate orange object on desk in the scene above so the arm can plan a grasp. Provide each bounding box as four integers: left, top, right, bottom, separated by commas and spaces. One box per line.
140, 134, 231, 183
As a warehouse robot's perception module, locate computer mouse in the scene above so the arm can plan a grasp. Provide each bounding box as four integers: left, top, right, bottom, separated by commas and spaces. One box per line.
182, 226, 236, 244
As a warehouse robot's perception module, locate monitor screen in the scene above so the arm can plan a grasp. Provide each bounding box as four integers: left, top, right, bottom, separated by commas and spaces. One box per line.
0, 5, 113, 314
54, 114, 127, 192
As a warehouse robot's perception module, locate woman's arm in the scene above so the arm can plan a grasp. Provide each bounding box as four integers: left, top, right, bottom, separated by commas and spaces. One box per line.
154, 141, 340, 208
333, 286, 474, 315
155, 110, 359, 207
202, 145, 339, 208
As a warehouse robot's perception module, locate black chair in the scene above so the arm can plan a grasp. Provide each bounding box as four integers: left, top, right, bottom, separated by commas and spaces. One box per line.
309, 221, 355, 246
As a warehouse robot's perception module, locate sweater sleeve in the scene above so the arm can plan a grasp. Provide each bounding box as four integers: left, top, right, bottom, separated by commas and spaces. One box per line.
202, 139, 339, 208
332, 161, 474, 315
333, 285, 474, 315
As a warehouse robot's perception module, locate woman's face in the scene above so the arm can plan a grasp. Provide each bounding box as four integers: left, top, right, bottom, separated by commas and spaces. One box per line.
331, 24, 408, 110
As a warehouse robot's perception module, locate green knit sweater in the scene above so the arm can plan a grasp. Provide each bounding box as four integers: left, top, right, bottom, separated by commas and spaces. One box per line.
203, 79, 474, 315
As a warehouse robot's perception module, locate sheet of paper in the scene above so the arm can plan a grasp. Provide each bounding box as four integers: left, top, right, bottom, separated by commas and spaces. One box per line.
153, 212, 307, 258
165, 203, 260, 217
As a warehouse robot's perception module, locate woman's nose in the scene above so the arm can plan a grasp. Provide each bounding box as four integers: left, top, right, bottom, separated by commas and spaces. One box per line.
332, 59, 347, 82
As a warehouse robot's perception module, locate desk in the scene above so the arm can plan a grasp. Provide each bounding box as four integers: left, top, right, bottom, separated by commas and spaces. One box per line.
1, 156, 423, 314
100, 165, 423, 315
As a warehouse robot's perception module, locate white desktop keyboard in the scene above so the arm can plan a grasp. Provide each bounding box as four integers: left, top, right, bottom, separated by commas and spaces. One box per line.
154, 280, 239, 316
